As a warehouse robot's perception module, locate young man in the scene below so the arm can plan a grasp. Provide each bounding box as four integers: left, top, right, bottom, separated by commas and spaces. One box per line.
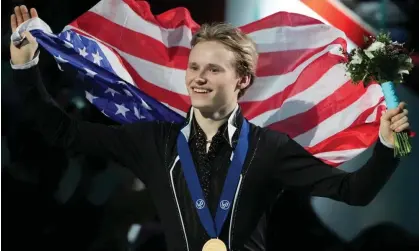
10, 5, 410, 251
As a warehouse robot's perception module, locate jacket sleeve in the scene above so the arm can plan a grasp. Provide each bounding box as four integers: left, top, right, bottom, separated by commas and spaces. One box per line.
13, 64, 156, 181
272, 134, 400, 206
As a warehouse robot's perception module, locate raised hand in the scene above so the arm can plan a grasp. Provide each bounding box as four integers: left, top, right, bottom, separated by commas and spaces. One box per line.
379, 102, 410, 146
10, 5, 39, 65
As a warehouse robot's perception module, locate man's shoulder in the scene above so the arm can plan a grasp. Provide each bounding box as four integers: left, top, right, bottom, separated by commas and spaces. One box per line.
125, 120, 182, 133
118, 120, 182, 148
248, 122, 291, 147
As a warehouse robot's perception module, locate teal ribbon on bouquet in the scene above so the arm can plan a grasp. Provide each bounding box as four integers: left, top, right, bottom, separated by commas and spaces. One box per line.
381, 81, 412, 157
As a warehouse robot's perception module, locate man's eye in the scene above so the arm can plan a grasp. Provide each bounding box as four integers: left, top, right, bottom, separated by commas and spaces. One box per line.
210, 68, 219, 73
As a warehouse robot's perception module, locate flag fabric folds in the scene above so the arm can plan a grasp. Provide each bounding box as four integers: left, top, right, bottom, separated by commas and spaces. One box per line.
18, 0, 385, 166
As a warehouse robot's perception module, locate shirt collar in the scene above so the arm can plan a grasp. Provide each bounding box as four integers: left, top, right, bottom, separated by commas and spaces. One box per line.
180, 104, 242, 147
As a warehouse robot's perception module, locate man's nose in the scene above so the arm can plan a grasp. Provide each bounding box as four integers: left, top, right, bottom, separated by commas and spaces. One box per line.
195, 73, 207, 85
195, 78, 206, 85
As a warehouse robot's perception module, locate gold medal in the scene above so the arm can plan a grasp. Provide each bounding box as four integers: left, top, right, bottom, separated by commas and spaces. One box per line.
202, 238, 227, 251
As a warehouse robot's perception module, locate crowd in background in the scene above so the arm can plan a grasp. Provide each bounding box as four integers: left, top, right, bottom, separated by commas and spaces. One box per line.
2, 0, 419, 250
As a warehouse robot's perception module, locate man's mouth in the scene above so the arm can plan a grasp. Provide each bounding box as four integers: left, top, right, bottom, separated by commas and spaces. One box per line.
192, 87, 212, 94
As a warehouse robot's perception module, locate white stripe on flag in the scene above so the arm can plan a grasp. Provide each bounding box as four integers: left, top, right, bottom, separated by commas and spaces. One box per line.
249, 24, 346, 52
242, 44, 344, 102
314, 148, 367, 164
95, 38, 135, 84
294, 84, 382, 147
249, 64, 349, 126
90, 0, 193, 48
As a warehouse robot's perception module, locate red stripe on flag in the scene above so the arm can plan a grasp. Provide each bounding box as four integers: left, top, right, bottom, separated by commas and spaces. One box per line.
118, 56, 191, 112
241, 52, 343, 120
256, 37, 347, 76
123, 0, 200, 32
240, 11, 323, 34
70, 12, 191, 70
268, 80, 370, 138
308, 124, 378, 156
306, 97, 384, 155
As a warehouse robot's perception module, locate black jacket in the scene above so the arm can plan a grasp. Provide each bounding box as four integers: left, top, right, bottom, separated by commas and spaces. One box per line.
14, 66, 400, 251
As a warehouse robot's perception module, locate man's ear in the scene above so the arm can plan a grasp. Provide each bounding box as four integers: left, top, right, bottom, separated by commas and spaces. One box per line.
237, 75, 251, 91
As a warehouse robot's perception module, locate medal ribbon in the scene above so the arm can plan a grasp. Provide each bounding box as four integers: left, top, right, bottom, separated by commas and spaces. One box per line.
177, 119, 249, 237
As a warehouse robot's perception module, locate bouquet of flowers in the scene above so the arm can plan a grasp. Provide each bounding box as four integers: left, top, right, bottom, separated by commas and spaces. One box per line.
343, 32, 414, 157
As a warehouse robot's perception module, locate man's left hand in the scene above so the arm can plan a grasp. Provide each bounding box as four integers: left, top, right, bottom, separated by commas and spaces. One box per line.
380, 102, 410, 146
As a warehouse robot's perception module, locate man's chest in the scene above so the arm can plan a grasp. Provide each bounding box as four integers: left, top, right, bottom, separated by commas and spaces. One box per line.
139, 124, 285, 250
154, 136, 280, 249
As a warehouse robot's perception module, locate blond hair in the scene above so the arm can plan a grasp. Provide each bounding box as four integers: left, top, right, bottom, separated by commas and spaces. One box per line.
191, 23, 258, 98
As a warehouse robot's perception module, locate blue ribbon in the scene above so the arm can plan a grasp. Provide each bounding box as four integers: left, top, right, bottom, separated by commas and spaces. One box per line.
381, 81, 399, 109
177, 119, 249, 237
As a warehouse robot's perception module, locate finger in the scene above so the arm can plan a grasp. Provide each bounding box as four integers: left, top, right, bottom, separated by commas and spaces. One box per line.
398, 102, 407, 110
391, 109, 408, 123
30, 8, 38, 18
11, 14, 17, 32
14, 6, 23, 25
20, 5, 30, 21
395, 123, 410, 133
390, 116, 408, 130
22, 31, 36, 44
381, 107, 402, 121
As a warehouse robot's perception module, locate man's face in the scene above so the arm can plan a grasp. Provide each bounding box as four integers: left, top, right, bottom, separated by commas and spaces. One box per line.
186, 41, 245, 113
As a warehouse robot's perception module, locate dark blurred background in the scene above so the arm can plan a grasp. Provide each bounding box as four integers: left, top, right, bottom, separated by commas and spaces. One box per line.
2, 0, 419, 251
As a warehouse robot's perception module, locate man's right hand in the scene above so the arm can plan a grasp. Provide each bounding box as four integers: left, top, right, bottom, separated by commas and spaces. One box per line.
10, 5, 39, 65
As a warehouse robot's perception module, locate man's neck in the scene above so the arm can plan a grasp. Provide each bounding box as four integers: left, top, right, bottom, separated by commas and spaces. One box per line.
193, 104, 237, 141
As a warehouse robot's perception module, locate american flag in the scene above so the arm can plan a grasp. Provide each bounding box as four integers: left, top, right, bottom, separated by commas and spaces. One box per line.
26, 0, 385, 167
